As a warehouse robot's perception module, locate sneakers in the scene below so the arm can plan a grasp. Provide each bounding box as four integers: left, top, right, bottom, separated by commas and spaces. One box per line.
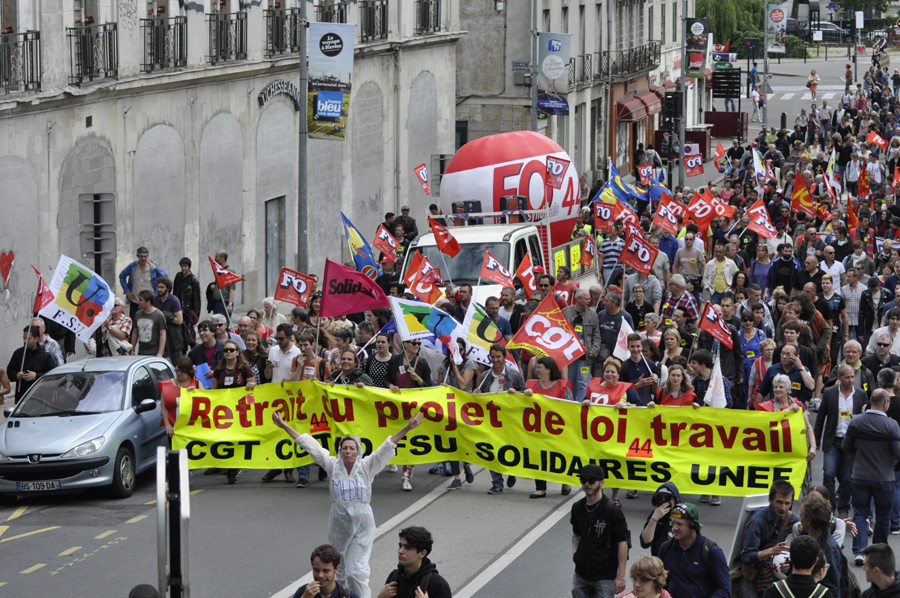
488, 485, 503, 495
626, 489, 638, 499
285, 471, 296, 484
226, 470, 240, 484
464, 464, 474, 484
868, 518, 874, 536
429, 464, 443, 475
295, 478, 309, 488
507, 475, 517, 488
447, 479, 462, 491
387, 464, 399, 473
442, 463, 453, 477
856, 554, 865, 566
261, 470, 280, 482
809, 398, 821, 412
402, 478, 413, 491
891, 526, 900, 535
318, 467, 328, 481
204, 468, 223, 476
699, 495, 710, 503
710, 495, 721, 506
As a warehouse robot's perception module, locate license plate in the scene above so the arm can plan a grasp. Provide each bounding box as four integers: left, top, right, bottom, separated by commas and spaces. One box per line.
17, 480, 61, 492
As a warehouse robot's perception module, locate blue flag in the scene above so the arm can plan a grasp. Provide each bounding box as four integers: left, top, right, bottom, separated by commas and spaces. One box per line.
340, 212, 381, 280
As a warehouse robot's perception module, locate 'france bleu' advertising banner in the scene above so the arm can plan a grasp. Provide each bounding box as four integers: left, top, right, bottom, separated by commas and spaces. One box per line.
537, 32, 572, 116
308, 22, 355, 140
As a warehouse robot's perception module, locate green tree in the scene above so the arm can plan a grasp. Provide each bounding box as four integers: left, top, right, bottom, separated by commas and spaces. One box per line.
697, 0, 738, 44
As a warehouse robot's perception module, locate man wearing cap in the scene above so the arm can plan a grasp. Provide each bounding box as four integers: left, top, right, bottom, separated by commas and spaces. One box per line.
395, 206, 419, 242
659, 502, 730, 598
376, 257, 400, 295
570, 464, 629, 598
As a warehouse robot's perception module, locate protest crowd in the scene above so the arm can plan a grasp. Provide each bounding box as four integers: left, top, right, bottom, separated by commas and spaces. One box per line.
16, 81, 900, 596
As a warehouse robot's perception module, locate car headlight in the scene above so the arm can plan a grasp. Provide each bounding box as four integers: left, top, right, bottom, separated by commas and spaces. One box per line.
62, 437, 105, 459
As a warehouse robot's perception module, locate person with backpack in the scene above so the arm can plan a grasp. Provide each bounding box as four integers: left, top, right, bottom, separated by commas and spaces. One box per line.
376, 526, 451, 598
658, 502, 730, 598
762, 535, 834, 598
570, 464, 629, 597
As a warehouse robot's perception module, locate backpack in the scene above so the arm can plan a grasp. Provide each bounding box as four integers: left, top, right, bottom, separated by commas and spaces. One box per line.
659, 537, 717, 569
772, 579, 829, 598
600, 497, 633, 554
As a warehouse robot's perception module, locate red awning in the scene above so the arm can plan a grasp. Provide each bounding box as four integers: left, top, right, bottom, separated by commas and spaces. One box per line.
636, 91, 661, 115
661, 79, 677, 89
616, 97, 647, 123
653, 85, 667, 101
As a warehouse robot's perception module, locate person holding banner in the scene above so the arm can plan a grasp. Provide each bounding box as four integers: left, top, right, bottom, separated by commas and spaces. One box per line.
329, 350, 373, 388
272, 409, 425, 598
524, 356, 574, 498
212, 340, 256, 485
388, 339, 433, 492
160, 357, 200, 444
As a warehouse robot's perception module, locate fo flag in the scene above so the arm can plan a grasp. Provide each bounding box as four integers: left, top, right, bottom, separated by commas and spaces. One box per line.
698, 303, 734, 349
508, 293, 585, 368
545, 156, 571, 190
746, 198, 776, 239
619, 226, 658, 275
515, 253, 538, 299
637, 163, 653, 187
867, 130, 889, 150
320, 259, 388, 317
414, 163, 430, 195
404, 251, 423, 287
31, 265, 54, 315
39, 255, 115, 342
686, 190, 722, 233
652, 195, 682, 236
410, 257, 443, 304
372, 225, 399, 262
428, 216, 461, 258
593, 201, 614, 233
480, 252, 515, 287
209, 256, 245, 289
684, 154, 704, 178
579, 235, 595, 268
274, 267, 316, 307
714, 141, 726, 166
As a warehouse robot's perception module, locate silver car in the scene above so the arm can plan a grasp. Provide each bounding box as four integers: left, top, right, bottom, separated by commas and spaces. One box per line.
0, 356, 174, 501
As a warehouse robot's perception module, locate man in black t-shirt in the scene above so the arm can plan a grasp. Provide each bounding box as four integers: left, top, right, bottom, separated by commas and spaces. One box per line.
570, 464, 629, 597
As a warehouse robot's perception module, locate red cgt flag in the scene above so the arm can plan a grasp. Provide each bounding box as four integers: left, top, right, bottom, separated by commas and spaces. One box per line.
515, 252, 538, 299
208, 256, 245, 289
815, 203, 833, 222
746, 198, 777, 239
507, 293, 585, 368
428, 216, 461, 258
320, 259, 389, 317
893, 163, 900, 190
372, 225, 399, 262
714, 140, 726, 165
619, 224, 658, 275
579, 234, 595, 268
867, 130, 889, 150
858, 163, 871, 199
698, 303, 734, 349
31, 265, 54, 315
791, 181, 816, 218
480, 251, 516, 287
273, 267, 316, 307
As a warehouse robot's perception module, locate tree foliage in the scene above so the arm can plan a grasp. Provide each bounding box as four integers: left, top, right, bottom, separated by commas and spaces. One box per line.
698, 0, 763, 49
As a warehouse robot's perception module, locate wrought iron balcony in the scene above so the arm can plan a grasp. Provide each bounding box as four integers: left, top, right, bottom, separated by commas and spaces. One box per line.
66, 23, 118, 86
577, 53, 593, 83
0, 30, 41, 94
414, 0, 441, 35
314, 2, 347, 23
141, 16, 187, 73
207, 11, 247, 64
568, 58, 575, 88
595, 41, 661, 81
264, 8, 302, 57
359, 0, 388, 43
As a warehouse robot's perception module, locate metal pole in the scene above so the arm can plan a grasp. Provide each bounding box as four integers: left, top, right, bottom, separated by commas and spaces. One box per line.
297, 0, 308, 274
679, 0, 686, 187
166, 452, 183, 598
763, 7, 769, 127
531, 0, 537, 132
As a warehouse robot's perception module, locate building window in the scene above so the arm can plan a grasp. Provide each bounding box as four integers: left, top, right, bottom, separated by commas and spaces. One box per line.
671, 1, 677, 45
359, 0, 389, 43
66, 22, 118, 85
314, 0, 347, 23
1, 30, 42, 94
561, 7, 568, 33
265, 198, 285, 297
661, 3, 665, 46
207, 9, 247, 64
414, 0, 440, 35
648, 5, 653, 43
141, 15, 187, 72
543, 9, 550, 33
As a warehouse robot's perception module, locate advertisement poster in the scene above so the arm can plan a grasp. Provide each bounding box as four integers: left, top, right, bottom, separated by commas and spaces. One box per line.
308, 22, 355, 140
767, 2, 789, 54
537, 32, 572, 116
685, 18, 710, 78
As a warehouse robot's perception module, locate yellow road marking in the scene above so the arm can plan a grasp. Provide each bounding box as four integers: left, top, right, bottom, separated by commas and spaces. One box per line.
5, 505, 27, 521
0, 526, 60, 543
126, 515, 148, 524
20, 564, 46, 574
0, 525, 8, 539
144, 499, 157, 505
58, 546, 82, 556
0, 582, 6, 586
190, 489, 203, 495
94, 530, 116, 540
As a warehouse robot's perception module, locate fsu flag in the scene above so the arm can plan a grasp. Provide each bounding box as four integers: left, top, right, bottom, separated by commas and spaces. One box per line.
698, 303, 734, 349
480, 252, 516, 287
652, 196, 681, 236
414, 163, 431, 195
273, 267, 316, 307
579, 234, 595, 268
320, 259, 389, 317
867, 130, 889, 150
372, 225, 399, 262
637, 163, 654, 187
545, 156, 571, 190
38, 255, 115, 342
31, 265, 55, 315
746, 198, 777, 239
791, 181, 815, 219
684, 153, 704, 178
428, 216, 461, 258
209, 256, 245, 289
515, 252, 538, 299
619, 226, 658, 275
508, 293, 585, 368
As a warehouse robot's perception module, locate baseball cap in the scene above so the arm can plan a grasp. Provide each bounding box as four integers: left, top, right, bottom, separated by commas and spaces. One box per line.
579, 464, 606, 481
671, 503, 702, 528
532, 265, 546, 274
380, 256, 395, 264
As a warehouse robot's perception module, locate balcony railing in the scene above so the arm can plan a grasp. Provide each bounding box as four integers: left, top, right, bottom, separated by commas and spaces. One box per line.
414, 0, 441, 35
66, 23, 118, 86
207, 11, 247, 64
140, 16, 187, 73
314, 2, 347, 23
0, 31, 41, 94
578, 53, 593, 83
264, 8, 302, 56
596, 41, 661, 81
568, 58, 575, 87
359, 0, 389, 43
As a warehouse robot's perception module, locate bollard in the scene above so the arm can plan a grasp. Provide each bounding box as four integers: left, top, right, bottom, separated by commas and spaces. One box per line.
781, 112, 787, 131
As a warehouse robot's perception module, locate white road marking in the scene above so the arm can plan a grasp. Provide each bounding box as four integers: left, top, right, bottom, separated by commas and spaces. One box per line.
822, 93, 836, 99
781, 93, 795, 100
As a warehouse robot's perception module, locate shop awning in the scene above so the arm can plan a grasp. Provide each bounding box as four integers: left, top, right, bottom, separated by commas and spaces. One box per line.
662, 79, 677, 89
636, 91, 661, 115
653, 85, 667, 101
616, 97, 647, 122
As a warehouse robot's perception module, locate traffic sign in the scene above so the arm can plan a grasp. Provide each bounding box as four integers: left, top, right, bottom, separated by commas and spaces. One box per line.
828, 2, 836, 9
896, 17, 900, 29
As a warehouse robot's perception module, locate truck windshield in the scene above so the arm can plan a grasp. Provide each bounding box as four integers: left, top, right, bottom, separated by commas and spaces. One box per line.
410, 243, 511, 286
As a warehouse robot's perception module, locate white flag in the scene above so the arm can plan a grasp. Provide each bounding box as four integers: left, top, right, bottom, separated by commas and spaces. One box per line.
612, 317, 634, 361
38, 254, 115, 342
703, 358, 728, 409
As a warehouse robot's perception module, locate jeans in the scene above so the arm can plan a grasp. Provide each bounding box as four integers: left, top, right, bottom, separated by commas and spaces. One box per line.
725, 98, 736, 112
710, 291, 726, 304
823, 442, 855, 514
213, 300, 229, 319
572, 573, 615, 598
852, 478, 895, 555
568, 356, 591, 402
296, 464, 309, 481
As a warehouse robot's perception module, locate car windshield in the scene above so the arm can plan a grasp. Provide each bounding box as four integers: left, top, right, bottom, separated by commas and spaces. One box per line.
12, 372, 126, 416
408, 243, 511, 286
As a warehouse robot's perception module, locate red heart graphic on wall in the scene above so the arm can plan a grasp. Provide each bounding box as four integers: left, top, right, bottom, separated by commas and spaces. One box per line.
0, 251, 15, 287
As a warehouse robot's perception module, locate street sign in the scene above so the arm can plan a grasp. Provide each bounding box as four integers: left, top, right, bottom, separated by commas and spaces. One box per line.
714, 62, 734, 70
813, 31, 823, 41
896, 17, 900, 29
856, 11, 864, 29
828, 2, 836, 9
712, 52, 737, 62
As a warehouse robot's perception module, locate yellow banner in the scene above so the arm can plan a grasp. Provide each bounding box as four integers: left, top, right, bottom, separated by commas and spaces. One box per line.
173, 382, 808, 496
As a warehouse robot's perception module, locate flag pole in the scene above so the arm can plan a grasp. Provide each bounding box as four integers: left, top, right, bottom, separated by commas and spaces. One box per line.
437, 250, 454, 289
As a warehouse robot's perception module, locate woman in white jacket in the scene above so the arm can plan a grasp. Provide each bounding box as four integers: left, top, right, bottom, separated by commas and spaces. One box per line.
272, 410, 425, 598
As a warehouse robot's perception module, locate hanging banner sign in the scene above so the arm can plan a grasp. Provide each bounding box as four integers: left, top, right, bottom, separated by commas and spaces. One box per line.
767, 2, 789, 54
308, 22, 355, 140
537, 32, 572, 115
685, 18, 711, 77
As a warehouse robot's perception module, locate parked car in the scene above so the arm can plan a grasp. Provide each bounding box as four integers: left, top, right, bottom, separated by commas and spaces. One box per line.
803, 22, 851, 44
0, 356, 174, 501
785, 18, 803, 37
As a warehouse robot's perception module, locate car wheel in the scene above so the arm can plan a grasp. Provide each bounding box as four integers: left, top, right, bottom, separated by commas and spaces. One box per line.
110, 446, 136, 498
